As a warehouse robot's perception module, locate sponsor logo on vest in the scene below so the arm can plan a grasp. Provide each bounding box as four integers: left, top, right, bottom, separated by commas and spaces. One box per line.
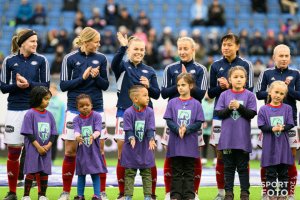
213, 125, 221, 133
288, 130, 296, 137
66, 121, 73, 129
5, 125, 14, 133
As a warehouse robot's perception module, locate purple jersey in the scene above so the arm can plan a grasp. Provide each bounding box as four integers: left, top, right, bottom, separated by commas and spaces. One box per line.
121, 106, 156, 169
21, 109, 57, 175
164, 97, 204, 158
257, 104, 294, 167
73, 111, 107, 175
215, 89, 257, 153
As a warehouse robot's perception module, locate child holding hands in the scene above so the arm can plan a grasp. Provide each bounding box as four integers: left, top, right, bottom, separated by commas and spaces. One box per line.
120, 85, 157, 200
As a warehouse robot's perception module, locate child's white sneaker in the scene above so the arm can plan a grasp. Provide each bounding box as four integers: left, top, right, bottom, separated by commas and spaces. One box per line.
164, 192, 170, 200
101, 192, 109, 200
39, 196, 49, 200
195, 193, 200, 200
21, 196, 31, 200
58, 192, 70, 200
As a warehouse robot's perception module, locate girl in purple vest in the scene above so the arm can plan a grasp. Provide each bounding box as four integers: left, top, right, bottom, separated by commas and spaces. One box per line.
215, 66, 257, 200
20, 86, 57, 200
258, 81, 294, 200
163, 73, 204, 200
73, 94, 107, 200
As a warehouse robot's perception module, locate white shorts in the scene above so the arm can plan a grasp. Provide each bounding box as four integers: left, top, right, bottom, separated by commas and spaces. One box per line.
209, 119, 222, 146
61, 110, 108, 141
161, 123, 205, 147
4, 110, 28, 145
257, 127, 299, 149
114, 117, 125, 141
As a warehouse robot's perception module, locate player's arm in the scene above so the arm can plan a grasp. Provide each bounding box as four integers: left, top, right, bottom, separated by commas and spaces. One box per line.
161, 66, 178, 99
0, 58, 18, 93
95, 57, 109, 91
148, 72, 160, 100
255, 70, 268, 100
191, 66, 208, 102
60, 56, 84, 92
207, 65, 224, 99
287, 71, 300, 100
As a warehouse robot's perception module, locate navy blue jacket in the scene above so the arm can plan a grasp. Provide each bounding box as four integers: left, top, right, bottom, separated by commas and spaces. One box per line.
255, 66, 300, 124
161, 60, 208, 102
208, 56, 253, 118
60, 49, 109, 111
0, 53, 50, 110
111, 46, 160, 115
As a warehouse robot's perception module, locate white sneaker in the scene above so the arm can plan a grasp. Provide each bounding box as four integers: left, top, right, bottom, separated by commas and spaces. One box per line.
214, 194, 225, 200
58, 192, 70, 200
201, 158, 208, 165
287, 195, 295, 200
39, 196, 49, 200
164, 192, 170, 200
261, 194, 268, 200
21, 196, 31, 200
195, 193, 200, 200
101, 192, 109, 200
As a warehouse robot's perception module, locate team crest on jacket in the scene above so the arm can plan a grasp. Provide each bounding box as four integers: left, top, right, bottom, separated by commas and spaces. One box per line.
142, 70, 149, 73
81, 126, 93, 147
135, 120, 145, 142
31, 61, 38, 65
92, 60, 99, 65
38, 122, 50, 143
177, 109, 191, 126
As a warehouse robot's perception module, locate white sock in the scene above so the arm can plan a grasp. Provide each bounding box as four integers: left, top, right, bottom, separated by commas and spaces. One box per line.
218, 189, 225, 196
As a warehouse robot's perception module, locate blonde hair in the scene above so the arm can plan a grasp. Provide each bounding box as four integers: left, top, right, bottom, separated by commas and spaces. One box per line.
72, 27, 100, 48
267, 80, 288, 104
273, 44, 290, 56
11, 29, 33, 53
177, 37, 196, 59
128, 36, 144, 47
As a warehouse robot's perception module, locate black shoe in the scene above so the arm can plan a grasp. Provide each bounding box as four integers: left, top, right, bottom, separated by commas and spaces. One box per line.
73, 196, 85, 200
3, 192, 17, 200
116, 193, 124, 200
151, 194, 157, 200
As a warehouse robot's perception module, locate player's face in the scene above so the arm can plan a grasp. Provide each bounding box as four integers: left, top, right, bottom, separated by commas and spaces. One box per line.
273, 47, 291, 69
84, 34, 100, 53
177, 78, 192, 98
127, 41, 145, 65
136, 87, 149, 107
229, 69, 246, 91
221, 39, 239, 60
40, 93, 51, 109
177, 40, 194, 62
77, 98, 93, 116
21, 35, 38, 55
269, 85, 286, 105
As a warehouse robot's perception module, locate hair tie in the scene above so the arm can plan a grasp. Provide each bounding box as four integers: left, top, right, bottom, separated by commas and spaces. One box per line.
17, 30, 37, 47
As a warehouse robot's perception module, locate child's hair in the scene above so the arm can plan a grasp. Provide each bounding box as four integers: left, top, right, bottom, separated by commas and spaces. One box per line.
128, 36, 144, 47
177, 37, 196, 59
128, 85, 146, 100
176, 72, 195, 88
11, 29, 37, 53
76, 94, 92, 106
73, 27, 100, 48
267, 80, 288, 104
30, 86, 52, 108
227, 66, 248, 89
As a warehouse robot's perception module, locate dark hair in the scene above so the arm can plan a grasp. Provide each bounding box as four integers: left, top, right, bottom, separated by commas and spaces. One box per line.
227, 66, 247, 89
30, 86, 52, 108
76, 94, 92, 106
221, 33, 240, 45
176, 72, 195, 88
128, 85, 146, 100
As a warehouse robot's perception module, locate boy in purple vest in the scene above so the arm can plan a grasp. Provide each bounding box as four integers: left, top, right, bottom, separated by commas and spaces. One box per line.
120, 85, 156, 200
